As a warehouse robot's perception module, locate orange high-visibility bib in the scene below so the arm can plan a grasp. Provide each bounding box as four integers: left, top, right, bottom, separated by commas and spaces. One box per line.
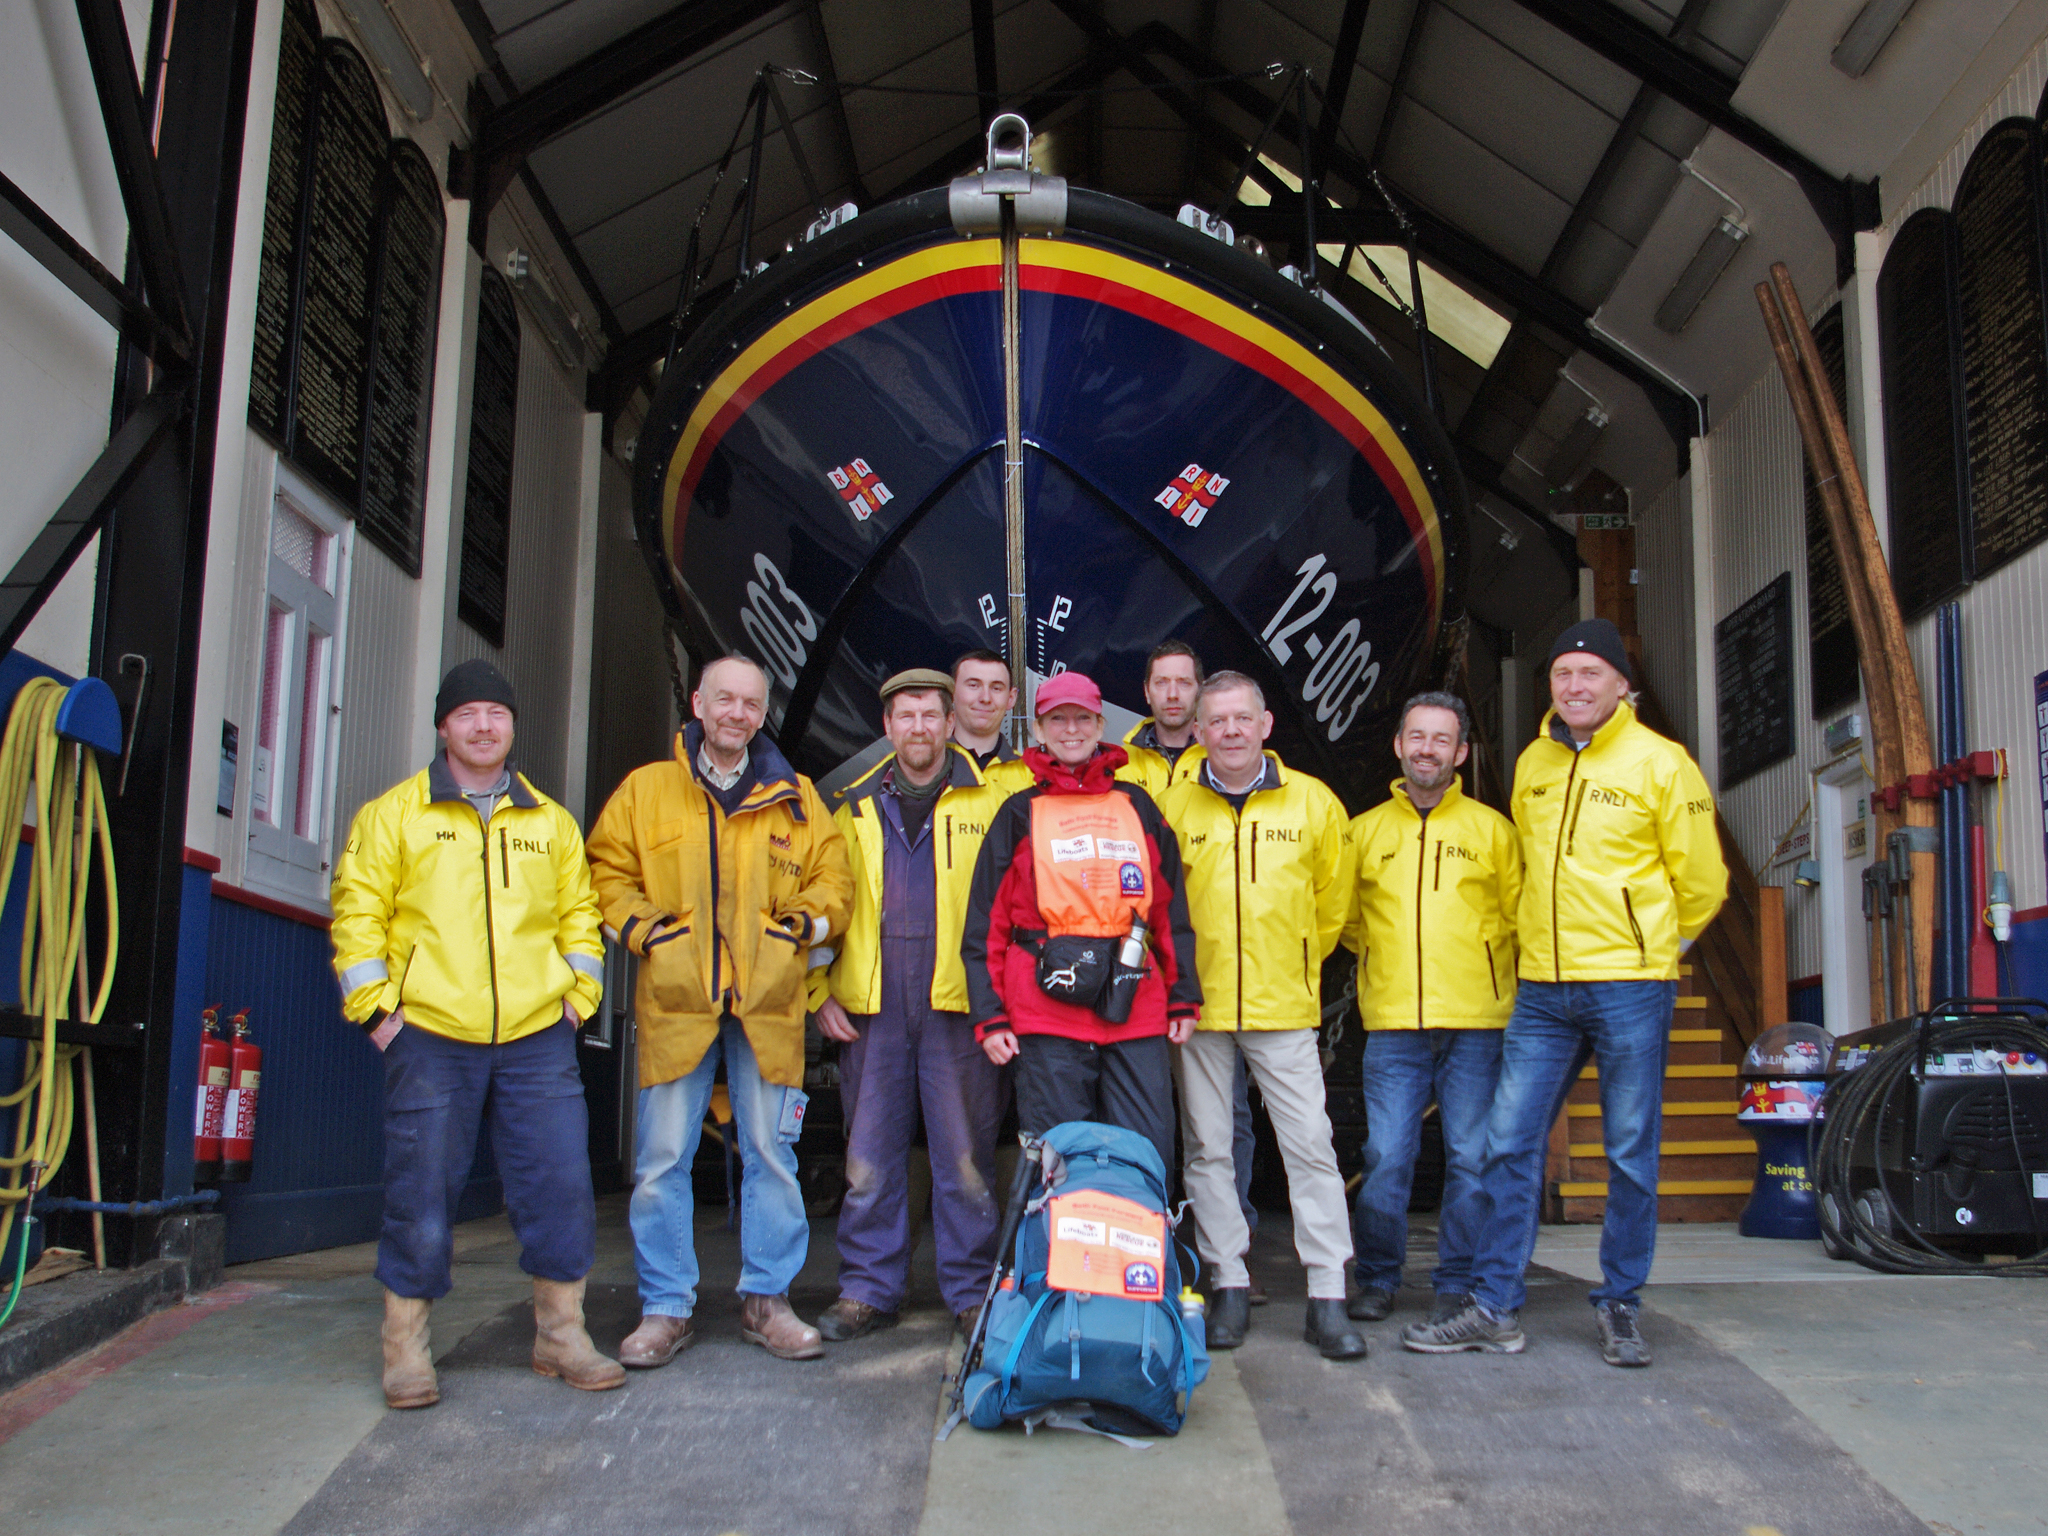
1030, 793, 1149, 937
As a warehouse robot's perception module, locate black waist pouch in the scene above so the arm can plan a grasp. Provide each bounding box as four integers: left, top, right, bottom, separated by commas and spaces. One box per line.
1033, 934, 1114, 1011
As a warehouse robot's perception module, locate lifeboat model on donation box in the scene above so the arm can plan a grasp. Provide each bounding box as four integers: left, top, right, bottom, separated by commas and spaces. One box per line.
633, 117, 1468, 809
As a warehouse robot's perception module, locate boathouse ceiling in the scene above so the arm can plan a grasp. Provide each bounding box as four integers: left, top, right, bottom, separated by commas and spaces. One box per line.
443, 0, 2019, 631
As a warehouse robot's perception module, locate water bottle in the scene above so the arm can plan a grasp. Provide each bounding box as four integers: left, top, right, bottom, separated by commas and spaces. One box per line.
1099, 915, 1150, 1024
1178, 1286, 1206, 1327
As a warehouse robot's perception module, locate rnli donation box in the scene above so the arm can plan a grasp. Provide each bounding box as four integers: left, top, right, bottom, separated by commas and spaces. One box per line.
1737, 1023, 1830, 1240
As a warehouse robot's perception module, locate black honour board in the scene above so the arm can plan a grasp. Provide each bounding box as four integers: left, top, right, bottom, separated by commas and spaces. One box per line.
358, 143, 444, 574
1803, 308, 1857, 718
1717, 571, 1795, 789
1879, 208, 1969, 620
459, 270, 520, 646
290, 44, 386, 509
1958, 120, 2048, 583
247, 0, 318, 443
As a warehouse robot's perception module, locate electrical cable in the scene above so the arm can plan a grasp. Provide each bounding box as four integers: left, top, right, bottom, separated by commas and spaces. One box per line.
0, 678, 119, 1329
1811, 1007, 2048, 1276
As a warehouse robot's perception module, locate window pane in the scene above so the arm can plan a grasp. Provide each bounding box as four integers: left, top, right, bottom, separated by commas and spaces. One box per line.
254, 602, 292, 825
271, 503, 321, 580
295, 628, 331, 840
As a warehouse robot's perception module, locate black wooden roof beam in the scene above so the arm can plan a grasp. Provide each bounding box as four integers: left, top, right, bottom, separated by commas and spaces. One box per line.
1123, 22, 1698, 450
1312, 0, 1373, 184
0, 169, 189, 367
1502, 0, 1877, 269
0, 383, 186, 656
451, 0, 790, 244
74, 0, 192, 343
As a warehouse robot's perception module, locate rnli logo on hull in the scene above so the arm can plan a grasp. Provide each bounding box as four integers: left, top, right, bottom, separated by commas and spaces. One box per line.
828, 458, 893, 521
1154, 463, 1230, 527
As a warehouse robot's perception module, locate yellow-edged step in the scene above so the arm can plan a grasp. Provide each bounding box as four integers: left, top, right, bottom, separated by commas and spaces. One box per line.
1567, 1101, 1739, 1117
1569, 1139, 1752, 1157
1557, 1178, 1753, 1197
1578, 1063, 1736, 1080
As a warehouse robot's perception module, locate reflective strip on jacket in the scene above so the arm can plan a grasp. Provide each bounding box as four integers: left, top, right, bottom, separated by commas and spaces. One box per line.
1345, 776, 1521, 1030
827, 745, 1006, 1014
1156, 753, 1353, 1032
1512, 702, 1728, 982
329, 757, 604, 1046
586, 727, 852, 1090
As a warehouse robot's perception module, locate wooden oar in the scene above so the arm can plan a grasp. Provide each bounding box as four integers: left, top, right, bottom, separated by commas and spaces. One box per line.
1755, 266, 1937, 1016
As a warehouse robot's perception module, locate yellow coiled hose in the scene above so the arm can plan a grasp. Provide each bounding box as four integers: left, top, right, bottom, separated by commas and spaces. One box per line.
0, 677, 120, 1304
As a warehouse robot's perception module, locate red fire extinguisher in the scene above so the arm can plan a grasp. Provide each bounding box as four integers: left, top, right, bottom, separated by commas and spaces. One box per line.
193, 1007, 229, 1184
221, 1009, 261, 1184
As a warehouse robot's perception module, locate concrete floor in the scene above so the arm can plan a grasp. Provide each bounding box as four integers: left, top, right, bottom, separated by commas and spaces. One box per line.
0, 1200, 2039, 1535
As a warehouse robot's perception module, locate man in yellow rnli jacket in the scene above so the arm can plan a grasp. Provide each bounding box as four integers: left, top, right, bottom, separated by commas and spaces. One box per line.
1343, 693, 1520, 1329
949, 649, 1026, 792
587, 655, 852, 1368
1120, 640, 1206, 796
1159, 671, 1365, 1360
1404, 619, 1726, 1369
813, 670, 1009, 1342
330, 660, 619, 1410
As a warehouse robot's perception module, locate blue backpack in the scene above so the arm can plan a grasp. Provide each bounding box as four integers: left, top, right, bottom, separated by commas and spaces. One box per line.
962, 1121, 1210, 1437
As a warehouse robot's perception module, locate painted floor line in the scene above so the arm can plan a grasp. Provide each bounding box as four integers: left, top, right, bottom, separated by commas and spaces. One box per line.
0, 1280, 277, 1445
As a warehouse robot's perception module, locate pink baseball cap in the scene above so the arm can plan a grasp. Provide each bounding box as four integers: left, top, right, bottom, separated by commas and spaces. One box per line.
1033, 671, 1103, 717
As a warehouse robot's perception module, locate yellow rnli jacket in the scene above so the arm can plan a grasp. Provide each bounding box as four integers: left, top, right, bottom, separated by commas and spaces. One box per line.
586, 726, 852, 1089
1158, 753, 1354, 1031
1513, 702, 1727, 982
1119, 719, 1205, 798
1345, 777, 1521, 1030
330, 756, 604, 1045
826, 746, 1007, 1014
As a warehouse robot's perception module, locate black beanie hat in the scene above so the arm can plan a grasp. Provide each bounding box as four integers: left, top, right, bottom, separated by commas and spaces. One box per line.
435, 659, 518, 724
1547, 618, 1634, 683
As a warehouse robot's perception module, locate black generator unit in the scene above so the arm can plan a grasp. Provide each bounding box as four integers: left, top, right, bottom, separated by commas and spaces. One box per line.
1816, 999, 2048, 1270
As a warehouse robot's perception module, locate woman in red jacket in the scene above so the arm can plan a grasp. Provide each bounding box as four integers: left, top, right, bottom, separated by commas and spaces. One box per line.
962, 672, 1201, 1174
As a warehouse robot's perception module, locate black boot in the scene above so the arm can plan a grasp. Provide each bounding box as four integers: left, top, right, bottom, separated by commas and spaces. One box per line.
1206, 1287, 1251, 1350
1305, 1298, 1368, 1360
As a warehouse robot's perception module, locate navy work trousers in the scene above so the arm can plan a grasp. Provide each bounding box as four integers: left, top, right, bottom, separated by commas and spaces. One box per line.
376, 1020, 596, 1298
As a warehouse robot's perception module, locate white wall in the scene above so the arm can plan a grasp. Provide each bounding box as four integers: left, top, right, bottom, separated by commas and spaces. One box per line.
438, 322, 595, 807
1634, 473, 1696, 754
1632, 24, 2048, 994
184, 0, 612, 896
0, 0, 153, 677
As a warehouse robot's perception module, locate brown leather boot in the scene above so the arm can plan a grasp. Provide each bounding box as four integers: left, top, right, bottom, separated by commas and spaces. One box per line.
817, 1297, 897, 1342
619, 1312, 696, 1368
381, 1290, 438, 1409
739, 1292, 824, 1359
531, 1278, 626, 1391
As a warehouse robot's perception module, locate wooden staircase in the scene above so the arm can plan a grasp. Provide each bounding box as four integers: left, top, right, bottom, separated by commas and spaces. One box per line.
1544, 964, 1755, 1223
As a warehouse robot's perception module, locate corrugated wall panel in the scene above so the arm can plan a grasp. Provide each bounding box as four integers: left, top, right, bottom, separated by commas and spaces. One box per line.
1888, 34, 2048, 236
1635, 474, 1697, 754
1882, 32, 2048, 917
1707, 369, 1835, 981
443, 319, 585, 804
586, 452, 676, 825
332, 540, 420, 857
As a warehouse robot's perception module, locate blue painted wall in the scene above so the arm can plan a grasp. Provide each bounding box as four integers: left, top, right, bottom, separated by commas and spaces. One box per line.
203, 896, 498, 1264
1783, 911, 2048, 1029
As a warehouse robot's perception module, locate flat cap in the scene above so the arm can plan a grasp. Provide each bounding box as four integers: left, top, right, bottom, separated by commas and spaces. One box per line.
879, 667, 954, 703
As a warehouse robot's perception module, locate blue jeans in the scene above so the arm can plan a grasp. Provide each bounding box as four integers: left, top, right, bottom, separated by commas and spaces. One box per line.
631, 1016, 811, 1317
1469, 980, 1677, 1314
377, 1020, 595, 1298
1352, 1029, 1503, 1295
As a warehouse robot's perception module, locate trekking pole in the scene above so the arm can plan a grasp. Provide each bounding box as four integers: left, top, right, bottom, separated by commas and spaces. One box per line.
941, 1133, 1045, 1437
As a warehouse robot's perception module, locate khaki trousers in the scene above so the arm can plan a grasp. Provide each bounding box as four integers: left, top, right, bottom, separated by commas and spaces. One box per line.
1177, 1028, 1353, 1297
